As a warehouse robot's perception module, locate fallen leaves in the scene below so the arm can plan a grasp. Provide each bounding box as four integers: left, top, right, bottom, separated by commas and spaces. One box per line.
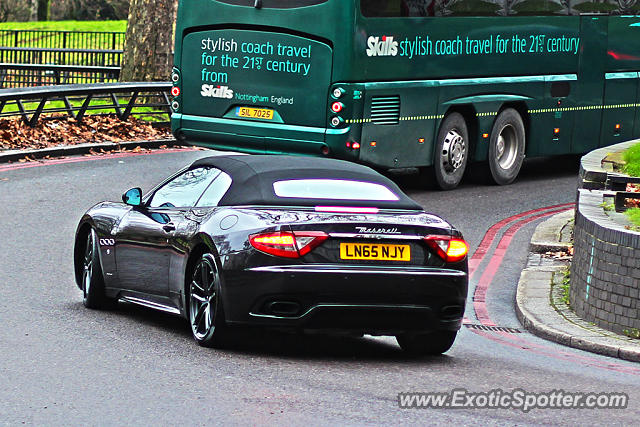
0, 114, 173, 151
624, 183, 640, 209
542, 245, 574, 260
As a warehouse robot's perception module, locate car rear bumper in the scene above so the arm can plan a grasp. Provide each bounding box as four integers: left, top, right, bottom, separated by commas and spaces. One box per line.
222, 264, 468, 335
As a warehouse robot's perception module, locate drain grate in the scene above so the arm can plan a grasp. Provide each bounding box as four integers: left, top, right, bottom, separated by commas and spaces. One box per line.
464, 323, 522, 333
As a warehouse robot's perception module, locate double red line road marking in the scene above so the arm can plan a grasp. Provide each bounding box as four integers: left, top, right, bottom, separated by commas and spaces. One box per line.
467, 203, 640, 375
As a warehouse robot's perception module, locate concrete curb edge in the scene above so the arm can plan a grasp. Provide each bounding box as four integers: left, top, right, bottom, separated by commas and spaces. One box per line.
0, 138, 179, 164
516, 211, 640, 362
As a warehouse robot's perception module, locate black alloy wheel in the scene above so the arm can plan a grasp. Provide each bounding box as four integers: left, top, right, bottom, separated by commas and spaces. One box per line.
189, 253, 227, 347
81, 228, 113, 309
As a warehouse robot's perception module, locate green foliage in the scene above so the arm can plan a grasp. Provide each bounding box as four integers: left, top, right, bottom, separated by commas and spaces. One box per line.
599, 201, 614, 212
624, 208, 640, 228
623, 144, 640, 177
623, 328, 640, 339
560, 268, 571, 305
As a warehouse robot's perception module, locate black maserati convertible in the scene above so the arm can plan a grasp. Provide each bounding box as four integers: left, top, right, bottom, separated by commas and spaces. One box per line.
74, 155, 468, 354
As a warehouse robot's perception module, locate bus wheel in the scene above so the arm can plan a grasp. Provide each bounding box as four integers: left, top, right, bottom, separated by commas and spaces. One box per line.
434, 113, 469, 190
488, 109, 525, 185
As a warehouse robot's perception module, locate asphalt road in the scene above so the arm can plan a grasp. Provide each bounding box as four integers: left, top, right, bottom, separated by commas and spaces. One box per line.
1, 150, 639, 426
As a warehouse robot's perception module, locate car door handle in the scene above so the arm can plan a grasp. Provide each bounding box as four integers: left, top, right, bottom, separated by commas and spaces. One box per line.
163, 223, 176, 232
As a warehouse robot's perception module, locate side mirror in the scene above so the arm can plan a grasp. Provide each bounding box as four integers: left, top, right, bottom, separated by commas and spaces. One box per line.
122, 188, 142, 206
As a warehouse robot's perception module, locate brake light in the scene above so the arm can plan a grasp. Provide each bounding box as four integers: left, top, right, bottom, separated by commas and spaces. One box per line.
315, 206, 379, 214
249, 231, 328, 258
423, 235, 469, 263
331, 102, 344, 113
171, 86, 181, 97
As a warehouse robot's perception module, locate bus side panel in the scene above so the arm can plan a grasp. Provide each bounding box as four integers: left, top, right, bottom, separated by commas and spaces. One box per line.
359, 82, 440, 169
570, 16, 608, 153
352, 16, 580, 82
601, 74, 638, 148
605, 16, 640, 143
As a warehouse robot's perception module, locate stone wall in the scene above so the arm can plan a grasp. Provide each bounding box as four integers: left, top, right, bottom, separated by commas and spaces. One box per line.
571, 191, 640, 334
571, 141, 640, 335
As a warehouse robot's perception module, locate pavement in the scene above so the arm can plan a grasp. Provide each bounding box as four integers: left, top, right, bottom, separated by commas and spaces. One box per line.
516, 209, 640, 362
3, 138, 639, 363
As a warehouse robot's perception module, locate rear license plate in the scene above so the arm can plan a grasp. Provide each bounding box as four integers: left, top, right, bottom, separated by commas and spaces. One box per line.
339, 243, 410, 261
235, 107, 274, 120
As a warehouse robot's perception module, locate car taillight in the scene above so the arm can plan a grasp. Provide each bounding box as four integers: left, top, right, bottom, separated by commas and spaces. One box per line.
423, 235, 469, 263
249, 231, 328, 258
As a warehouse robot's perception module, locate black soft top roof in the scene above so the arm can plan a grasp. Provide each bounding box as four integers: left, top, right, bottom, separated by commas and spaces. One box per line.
190, 155, 422, 210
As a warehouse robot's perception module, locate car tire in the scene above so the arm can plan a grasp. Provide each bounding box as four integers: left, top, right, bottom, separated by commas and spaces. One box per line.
396, 330, 457, 356
188, 253, 228, 348
433, 113, 469, 190
488, 108, 525, 185
81, 228, 115, 309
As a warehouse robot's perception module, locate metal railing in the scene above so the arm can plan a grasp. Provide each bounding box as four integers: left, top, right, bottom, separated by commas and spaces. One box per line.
0, 29, 125, 51
0, 63, 120, 87
0, 29, 126, 88
0, 82, 172, 126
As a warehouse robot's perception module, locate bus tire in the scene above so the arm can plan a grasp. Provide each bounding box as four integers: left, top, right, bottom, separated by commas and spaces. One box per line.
488, 109, 525, 185
434, 113, 468, 190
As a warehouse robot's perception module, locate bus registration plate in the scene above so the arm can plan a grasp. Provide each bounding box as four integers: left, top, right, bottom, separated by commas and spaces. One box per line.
339, 243, 410, 261
236, 107, 274, 120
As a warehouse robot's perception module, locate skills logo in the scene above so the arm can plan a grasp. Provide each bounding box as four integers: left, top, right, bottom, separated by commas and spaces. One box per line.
201, 84, 234, 99
366, 35, 399, 57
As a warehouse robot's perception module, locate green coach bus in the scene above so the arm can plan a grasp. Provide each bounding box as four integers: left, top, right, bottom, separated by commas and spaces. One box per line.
170, 0, 640, 189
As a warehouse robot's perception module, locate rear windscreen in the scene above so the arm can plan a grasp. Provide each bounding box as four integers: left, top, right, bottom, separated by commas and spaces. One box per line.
216, 0, 328, 8
273, 179, 400, 201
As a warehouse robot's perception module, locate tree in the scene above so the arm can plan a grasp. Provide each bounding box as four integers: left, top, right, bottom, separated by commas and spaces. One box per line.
37, 0, 50, 21
119, 0, 178, 82
0, 0, 31, 22
29, 0, 38, 21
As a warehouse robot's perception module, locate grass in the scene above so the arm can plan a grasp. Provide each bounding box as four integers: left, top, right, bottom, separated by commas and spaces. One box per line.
0, 21, 127, 51
560, 268, 571, 305
623, 143, 640, 177
0, 21, 126, 33
624, 208, 640, 229
599, 201, 614, 212
0, 97, 170, 122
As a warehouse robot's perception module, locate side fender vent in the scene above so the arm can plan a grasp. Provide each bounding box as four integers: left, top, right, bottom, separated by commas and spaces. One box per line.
370, 96, 400, 125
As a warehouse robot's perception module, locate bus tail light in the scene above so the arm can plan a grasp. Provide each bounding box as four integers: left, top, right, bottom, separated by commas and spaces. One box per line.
554, 128, 560, 135
423, 235, 469, 263
171, 86, 181, 97
331, 102, 344, 113
250, 231, 328, 258
351, 142, 361, 149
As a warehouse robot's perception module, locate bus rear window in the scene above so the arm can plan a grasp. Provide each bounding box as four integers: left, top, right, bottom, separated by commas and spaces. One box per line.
360, 0, 435, 17
273, 179, 400, 201
216, 0, 328, 8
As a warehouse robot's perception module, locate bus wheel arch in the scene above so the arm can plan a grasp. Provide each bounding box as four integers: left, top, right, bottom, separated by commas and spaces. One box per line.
433, 110, 471, 190
488, 106, 526, 186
